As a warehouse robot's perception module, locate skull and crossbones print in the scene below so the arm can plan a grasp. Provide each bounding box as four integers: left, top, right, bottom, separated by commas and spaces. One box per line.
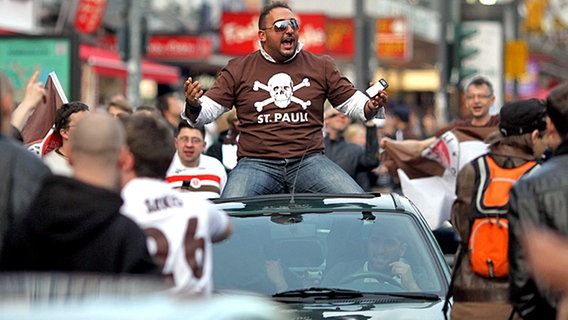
253, 73, 311, 112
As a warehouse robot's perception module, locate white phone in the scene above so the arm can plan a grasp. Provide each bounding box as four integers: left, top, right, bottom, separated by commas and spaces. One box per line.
366, 78, 389, 98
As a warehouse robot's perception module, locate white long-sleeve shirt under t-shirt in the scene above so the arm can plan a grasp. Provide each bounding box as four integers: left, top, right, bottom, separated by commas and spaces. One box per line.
180, 43, 371, 160
121, 177, 230, 295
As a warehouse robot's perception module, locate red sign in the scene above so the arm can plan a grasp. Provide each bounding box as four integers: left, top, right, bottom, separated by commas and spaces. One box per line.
375, 17, 412, 61
297, 14, 326, 54
100, 35, 212, 60
326, 18, 354, 59
219, 12, 326, 56
219, 12, 259, 55
74, 0, 107, 34
146, 36, 213, 59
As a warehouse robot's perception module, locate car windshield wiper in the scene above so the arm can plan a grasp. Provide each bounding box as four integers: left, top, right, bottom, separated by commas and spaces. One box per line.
272, 287, 363, 299
272, 288, 440, 302
377, 292, 440, 301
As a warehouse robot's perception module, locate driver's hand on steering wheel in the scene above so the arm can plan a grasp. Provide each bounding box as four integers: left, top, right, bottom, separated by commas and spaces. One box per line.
390, 261, 420, 291
265, 259, 288, 292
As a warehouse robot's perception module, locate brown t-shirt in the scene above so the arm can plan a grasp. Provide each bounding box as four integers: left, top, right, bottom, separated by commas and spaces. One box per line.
434, 114, 501, 137
205, 50, 358, 159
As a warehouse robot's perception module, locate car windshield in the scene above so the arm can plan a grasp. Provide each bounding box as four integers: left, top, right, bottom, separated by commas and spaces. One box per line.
213, 211, 446, 297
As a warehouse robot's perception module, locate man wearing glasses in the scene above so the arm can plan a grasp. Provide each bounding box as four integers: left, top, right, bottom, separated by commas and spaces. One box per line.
166, 121, 227, 199
182, 1, 388, 198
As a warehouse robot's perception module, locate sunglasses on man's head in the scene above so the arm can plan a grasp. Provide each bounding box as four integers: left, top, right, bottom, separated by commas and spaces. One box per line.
262, 19, 300, 32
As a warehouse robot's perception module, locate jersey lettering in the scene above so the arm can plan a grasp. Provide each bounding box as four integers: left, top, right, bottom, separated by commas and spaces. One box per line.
144, 195, 183, 213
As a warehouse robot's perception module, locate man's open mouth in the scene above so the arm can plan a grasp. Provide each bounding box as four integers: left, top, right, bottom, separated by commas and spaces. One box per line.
282, 38, 295, 49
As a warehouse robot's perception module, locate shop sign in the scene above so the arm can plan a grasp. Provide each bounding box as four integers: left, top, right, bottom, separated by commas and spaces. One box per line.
326, 18, 354, 59
100, 35, 212, 60
375, 17, 411, 61
219, 12, 326, 56
75, 0, 107, 34
146, 36, 213, 59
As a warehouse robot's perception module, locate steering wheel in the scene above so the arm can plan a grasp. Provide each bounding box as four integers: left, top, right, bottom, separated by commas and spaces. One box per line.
339, 272, 405, 289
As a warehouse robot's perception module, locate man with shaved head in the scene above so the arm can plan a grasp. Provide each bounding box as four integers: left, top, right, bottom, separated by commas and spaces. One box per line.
0, 112, 161, 276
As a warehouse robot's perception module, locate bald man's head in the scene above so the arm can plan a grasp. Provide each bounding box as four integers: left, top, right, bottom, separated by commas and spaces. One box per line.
70, 112, 126, 169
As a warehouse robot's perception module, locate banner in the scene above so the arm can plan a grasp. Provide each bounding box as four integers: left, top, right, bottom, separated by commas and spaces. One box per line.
23, 72, 68, 156
382, 127, 495, 229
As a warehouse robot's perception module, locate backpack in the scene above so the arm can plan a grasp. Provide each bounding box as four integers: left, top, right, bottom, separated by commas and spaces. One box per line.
467, 155, 538, 278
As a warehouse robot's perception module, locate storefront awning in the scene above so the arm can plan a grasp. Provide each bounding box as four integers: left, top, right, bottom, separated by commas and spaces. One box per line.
80, 44, 180, 84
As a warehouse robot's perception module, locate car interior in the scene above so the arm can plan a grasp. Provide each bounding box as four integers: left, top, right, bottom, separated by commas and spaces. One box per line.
213, 212, 446, 296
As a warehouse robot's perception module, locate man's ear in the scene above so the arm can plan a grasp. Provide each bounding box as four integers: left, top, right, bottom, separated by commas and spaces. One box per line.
118, 146, 135, 172
530, 129, 540, 144
60, 128, 70, 141
258, 30, 267, 43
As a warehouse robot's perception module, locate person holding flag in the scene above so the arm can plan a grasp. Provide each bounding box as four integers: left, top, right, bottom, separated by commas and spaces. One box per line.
379, 77, 500, 229
0, 70, 51, 258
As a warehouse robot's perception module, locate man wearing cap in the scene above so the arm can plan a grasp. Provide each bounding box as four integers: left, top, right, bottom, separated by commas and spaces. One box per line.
508, 83, 568, 319
449, 98, 548, 319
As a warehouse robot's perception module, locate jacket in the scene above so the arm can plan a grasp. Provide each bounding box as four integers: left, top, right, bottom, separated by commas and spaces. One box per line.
324, 125, 379, 191
451, 144, 536, 303
0, 135, 50, 256
0, 175, 160, 275
508, 141, 568, 319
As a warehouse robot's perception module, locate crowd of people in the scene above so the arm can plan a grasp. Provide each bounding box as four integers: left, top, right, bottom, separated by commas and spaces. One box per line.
1, 2, 568, 319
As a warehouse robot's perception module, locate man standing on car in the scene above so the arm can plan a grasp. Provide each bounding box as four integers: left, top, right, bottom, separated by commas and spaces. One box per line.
182, 1, 388, 198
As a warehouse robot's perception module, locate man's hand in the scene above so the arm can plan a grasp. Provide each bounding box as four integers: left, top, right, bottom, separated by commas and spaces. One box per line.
265, 259, 288, 291
364, 81, 388, 120
183, 77, 203, 107
10, 71, 46, 131
390, 261, 420, 291
22, 71, 46, 106
522, 227, 568, 295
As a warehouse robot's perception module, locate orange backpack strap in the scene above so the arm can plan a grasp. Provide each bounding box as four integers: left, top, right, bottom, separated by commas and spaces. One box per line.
472, 155, 537, 217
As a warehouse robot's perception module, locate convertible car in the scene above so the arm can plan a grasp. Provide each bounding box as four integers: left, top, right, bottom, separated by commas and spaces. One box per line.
212, 193, 452, 319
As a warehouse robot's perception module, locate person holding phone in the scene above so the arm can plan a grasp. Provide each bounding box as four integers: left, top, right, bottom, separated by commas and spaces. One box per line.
181, 1, 388, 198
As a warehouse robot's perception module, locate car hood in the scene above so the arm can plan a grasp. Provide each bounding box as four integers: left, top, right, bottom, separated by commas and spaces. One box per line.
287, 298, 446, 320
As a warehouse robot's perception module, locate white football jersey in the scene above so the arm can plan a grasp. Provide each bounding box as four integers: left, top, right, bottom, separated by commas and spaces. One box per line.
166, 153, 227, 199
121, 178, 229, 294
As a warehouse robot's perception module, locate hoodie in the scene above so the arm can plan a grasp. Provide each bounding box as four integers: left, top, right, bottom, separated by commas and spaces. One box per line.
0, 175, 160, 275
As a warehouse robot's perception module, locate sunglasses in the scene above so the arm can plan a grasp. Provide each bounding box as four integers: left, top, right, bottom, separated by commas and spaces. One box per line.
262, 19, 300, 32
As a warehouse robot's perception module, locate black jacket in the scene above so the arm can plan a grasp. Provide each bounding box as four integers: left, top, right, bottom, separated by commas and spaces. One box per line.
324, 125, 379, 191
0, 135, 50, 256
0, 175, 160, 275
508, 141, 568, 319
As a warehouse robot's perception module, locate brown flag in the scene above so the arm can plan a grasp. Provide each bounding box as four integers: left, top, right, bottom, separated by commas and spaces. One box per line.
21, 72, 68, 147
381, 126, 497, 180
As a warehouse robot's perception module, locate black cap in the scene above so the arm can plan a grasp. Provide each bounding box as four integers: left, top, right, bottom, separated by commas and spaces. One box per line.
499, 98, 547, 136
393, 105, 410, 123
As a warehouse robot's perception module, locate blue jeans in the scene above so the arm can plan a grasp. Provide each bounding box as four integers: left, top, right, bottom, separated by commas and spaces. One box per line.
221, 153, 364, 198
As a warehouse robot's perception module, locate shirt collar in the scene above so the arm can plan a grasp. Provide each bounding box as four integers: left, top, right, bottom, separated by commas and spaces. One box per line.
259, 40, 303, 63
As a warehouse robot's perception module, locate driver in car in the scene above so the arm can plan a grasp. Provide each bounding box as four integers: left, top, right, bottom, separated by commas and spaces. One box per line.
323, 224, 421, 291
